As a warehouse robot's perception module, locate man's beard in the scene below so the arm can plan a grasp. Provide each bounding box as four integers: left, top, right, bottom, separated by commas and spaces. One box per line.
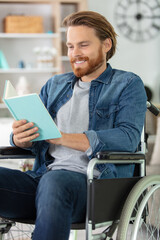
70, 47, 105, 78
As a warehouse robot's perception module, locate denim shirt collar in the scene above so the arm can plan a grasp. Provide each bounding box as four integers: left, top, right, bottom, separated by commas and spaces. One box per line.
69, 63, 113, 88
93, 63, 113, 85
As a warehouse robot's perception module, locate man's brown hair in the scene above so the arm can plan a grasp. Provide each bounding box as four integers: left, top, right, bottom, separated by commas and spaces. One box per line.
63, 11, 117, 61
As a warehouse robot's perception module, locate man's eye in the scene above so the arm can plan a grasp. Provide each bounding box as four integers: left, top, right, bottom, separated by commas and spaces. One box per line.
81, 45, 88, 47
68, 46, 73, 49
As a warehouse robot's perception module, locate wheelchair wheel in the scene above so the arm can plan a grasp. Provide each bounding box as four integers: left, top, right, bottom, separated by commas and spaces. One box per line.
116, 175, 160, 240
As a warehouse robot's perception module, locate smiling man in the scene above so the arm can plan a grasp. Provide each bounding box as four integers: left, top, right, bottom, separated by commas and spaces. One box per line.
67, 25, 110, 81
0, 11, 147, 240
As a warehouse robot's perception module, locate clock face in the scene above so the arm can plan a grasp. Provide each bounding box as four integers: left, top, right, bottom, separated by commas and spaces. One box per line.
114, 0, 160, 42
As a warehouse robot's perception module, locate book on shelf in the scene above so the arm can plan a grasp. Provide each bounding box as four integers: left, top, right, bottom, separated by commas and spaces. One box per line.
3, 80, 61, 141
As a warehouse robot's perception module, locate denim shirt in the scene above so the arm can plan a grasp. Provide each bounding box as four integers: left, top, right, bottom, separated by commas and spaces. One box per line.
10, 64, 147, 179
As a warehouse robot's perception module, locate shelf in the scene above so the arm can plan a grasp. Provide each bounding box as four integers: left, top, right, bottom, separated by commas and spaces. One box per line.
0, 33, 59, 39
0, 68, 60, 73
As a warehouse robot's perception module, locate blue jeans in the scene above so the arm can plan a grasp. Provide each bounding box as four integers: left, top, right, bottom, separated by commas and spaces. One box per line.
0, 164, 133, 240
0, 168, 88, 240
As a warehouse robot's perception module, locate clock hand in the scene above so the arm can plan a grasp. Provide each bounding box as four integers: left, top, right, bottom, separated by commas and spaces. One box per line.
117, 13, 160, 20
136, 0, 141, 16
116, 13, 137, 18
139, 15, 160, 19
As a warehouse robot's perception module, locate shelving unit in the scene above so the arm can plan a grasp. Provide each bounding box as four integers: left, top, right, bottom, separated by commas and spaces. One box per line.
0, 33, 59, 38
0, 67, 59, 73
0, 0, 87, 116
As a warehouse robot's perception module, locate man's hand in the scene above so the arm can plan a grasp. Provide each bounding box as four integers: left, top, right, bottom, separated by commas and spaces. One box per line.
46, 132, 90, 152
12, 120, 39, 148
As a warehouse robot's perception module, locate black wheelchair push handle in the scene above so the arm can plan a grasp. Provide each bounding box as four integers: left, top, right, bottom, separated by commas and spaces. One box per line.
147, 101, 160, 116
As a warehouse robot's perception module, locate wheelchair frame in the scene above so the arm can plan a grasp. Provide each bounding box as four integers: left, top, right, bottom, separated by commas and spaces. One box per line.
84, 152, 146, 240
0, 148, 146, 240
0, 101, 160, 240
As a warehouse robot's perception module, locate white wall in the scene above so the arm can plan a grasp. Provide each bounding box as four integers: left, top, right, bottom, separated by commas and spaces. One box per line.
88, 0, 160, 102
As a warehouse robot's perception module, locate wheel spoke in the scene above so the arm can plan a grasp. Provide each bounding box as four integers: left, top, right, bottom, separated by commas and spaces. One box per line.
116, 175, 160, 240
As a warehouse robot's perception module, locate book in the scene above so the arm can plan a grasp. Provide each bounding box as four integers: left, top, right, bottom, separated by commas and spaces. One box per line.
3, 80, 61, 141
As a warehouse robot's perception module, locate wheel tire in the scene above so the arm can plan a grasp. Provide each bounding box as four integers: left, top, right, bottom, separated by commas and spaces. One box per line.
116, 175, 160, 240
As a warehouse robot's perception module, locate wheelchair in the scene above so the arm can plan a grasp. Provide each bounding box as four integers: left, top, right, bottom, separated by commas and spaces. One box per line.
0, 101, 160, 240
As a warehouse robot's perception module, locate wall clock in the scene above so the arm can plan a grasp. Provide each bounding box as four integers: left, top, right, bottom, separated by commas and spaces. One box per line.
114, 0, 160, 42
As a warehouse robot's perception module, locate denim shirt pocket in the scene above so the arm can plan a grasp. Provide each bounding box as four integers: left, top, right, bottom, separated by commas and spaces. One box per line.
95, 104, 119, 129
98, 163, 118, 179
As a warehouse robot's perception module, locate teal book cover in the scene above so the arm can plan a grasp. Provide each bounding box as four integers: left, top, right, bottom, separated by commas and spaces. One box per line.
3, 80, 61, 141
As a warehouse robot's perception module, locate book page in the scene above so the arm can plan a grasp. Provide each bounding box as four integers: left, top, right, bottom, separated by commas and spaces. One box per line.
4, 80, 17, 99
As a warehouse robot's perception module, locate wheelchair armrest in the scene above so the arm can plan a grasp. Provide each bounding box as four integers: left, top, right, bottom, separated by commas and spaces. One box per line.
0, 146, 35, 159
96, 151, 145, 160
87, 152, 145, 180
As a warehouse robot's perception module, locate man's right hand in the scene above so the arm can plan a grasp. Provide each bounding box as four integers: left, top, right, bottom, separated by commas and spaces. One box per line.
12, 120, 39, 148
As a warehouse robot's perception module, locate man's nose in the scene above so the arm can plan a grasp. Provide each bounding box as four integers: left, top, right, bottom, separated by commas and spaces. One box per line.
72, 46, 81, 57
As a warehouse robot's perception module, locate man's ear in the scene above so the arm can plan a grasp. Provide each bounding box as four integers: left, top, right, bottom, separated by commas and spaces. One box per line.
103, 38, 112, 53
